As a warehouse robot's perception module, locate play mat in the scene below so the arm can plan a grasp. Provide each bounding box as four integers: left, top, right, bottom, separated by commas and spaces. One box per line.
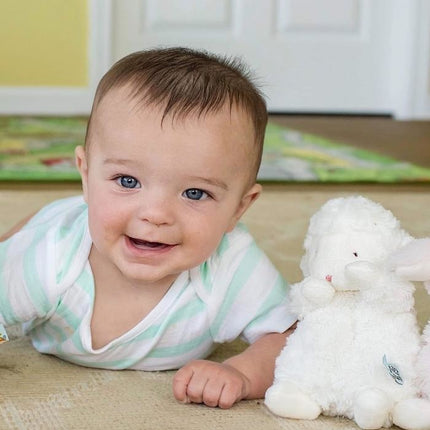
1, 116, 430, 183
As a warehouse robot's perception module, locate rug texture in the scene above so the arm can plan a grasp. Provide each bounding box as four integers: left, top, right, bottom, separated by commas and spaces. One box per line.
1, 116, 430, 182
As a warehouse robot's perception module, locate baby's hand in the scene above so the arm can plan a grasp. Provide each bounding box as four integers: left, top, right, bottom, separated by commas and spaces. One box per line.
173, 359, 250, 409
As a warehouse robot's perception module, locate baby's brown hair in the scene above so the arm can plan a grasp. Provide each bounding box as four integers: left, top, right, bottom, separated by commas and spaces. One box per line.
86, 47, 268, 180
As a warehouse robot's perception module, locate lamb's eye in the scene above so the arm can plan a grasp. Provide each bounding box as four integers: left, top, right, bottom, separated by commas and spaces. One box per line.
353, 252, 358, 257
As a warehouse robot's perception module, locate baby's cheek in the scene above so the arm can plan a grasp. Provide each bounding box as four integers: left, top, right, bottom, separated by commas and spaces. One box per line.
89, 207, 120, 241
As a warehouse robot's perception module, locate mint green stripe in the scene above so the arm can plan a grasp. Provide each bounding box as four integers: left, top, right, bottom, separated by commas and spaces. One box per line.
56, 302, 81, 330
216, 234, 230, 257
76, 264, 95, 297
236, 223, 248, 233
245, 274, 287, 332
56, 222, 87, 284
33, 324, 86, 355
146, 329, 212, 358
31, 322, 68, 345
20, 222, 54, 318
23, 233, 50, 315
0, 240, 19, 323
128, 295, 205, 343
257, 274, 287, 314
54, 354, 140, 370
71, 330, 87, 353
211, 242, 260, 336
49, 324, 69, 343
199, 262, 212, 292
31, 324, 86, 356
58, 226, 71, 241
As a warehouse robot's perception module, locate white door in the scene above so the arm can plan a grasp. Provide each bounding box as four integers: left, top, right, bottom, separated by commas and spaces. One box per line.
112, 0, 430, 118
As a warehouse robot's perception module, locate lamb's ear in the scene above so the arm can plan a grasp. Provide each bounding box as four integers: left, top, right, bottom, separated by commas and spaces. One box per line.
399, 230, 414, 248
300, 254, 310, 277
300, 234, 313, 277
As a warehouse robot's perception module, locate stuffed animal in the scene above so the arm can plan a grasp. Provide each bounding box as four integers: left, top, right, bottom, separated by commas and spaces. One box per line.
265, 196, 430, 430
389, 238, 430, 399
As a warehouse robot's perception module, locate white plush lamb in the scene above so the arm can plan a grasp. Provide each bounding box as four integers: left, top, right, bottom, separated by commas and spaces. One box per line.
389, 238, 430, 399
265, 196, 430, 430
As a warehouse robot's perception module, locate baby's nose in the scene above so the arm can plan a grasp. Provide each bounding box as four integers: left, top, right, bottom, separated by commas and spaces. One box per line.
137, 192, 173, 226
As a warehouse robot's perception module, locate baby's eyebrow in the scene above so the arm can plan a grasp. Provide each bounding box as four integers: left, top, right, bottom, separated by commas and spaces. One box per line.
187, 176, 229, 191
103, 158, 136, 167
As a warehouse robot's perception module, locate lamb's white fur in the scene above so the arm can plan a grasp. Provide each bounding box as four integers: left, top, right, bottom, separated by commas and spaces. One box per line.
418, 319, 430, 397
389, 237, 430, 400
265, 196, 430, 430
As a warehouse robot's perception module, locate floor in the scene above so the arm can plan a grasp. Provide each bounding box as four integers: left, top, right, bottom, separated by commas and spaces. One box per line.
270, 115, 430, 168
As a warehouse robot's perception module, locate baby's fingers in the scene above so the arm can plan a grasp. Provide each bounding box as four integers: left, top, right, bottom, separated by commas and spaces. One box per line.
173, 364, 211, 404
201, 378, 224, 407
173, 361, 248, 409
172, 366, 193, 403
217, 381, 244, 409
185, 373, 208, 404
200, 378, 243, 408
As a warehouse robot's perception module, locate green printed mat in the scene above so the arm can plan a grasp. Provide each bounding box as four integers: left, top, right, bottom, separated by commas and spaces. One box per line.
1, 116, 430, 183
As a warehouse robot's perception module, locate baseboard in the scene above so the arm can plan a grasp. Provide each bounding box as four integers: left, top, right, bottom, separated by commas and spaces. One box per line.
0, 87, 93, 115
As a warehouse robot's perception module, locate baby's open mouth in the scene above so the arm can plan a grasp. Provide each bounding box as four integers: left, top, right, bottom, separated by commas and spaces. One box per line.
128, 237, 172, 250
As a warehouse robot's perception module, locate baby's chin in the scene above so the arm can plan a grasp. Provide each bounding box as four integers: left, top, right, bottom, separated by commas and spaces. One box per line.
121, 268, 181, 288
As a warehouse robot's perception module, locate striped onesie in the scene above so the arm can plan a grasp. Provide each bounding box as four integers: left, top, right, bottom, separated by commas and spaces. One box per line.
0, 196, 295, 370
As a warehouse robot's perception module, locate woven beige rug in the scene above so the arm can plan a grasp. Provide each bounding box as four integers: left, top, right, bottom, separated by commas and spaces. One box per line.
1, 185, 429, 429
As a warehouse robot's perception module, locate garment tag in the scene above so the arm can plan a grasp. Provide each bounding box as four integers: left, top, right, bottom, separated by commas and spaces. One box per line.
382, 354, 403, 385
0, 324, 9, 343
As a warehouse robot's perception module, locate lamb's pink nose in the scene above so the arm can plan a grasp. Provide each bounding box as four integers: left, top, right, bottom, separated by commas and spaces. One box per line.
325, 275, 332, 282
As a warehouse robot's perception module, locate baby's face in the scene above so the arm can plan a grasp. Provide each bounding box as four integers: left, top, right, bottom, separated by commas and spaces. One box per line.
76, 86, 261, 286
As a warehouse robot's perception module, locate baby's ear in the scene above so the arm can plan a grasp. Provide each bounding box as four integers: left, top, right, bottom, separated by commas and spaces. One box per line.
75, 146, 89, 203
227, 183, 262, 232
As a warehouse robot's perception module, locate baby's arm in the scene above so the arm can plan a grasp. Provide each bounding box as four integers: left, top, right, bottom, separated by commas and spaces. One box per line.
172, 326, 295, 409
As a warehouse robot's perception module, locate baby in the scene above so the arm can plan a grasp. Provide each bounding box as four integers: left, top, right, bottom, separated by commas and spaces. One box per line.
0, 47, 296, 409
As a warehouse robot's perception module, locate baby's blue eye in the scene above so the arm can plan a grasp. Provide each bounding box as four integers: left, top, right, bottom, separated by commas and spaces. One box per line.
117, 176, 141, 189
183, 189, 208, 200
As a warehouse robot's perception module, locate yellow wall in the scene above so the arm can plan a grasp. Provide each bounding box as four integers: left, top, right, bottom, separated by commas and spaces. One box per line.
0, 0, 89, 87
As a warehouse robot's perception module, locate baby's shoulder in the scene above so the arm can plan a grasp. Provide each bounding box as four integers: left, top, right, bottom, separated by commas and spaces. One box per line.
190, 224, 263, 299
214, 223, 255, 259
0, 196, 91, 315
5, 196, 91, 289
25, 195, 87, 230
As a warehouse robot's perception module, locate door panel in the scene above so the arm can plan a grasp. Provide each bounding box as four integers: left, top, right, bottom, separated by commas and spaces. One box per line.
112, 0, 418, 115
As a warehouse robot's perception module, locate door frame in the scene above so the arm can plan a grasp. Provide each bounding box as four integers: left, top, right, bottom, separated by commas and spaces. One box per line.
389, 0, 430, 119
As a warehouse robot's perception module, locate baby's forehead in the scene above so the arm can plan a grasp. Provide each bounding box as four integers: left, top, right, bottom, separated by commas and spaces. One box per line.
94, 85, 255, 140
102, 83, 252, 120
